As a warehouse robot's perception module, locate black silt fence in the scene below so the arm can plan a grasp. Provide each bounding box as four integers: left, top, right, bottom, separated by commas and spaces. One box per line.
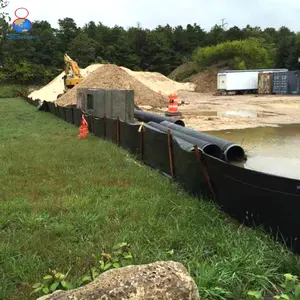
142, 126, 171, 176
48, 102, 56, 116
65, 107, 74, 124
172, 140, 211, 198
33, 99, 40, 106
38, 101, 49, 112
203, 154, 300, 252
83, 114, 93, 132
93, 117, 106, 139
73, 108, 83, 127
58, 106, 66, 120
105, 118, 118, 144
119, 122, 141, 156
55, 105, 60, 118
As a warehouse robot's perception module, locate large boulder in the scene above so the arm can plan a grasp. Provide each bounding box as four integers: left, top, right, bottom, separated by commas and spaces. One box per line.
38, 261, 200, 300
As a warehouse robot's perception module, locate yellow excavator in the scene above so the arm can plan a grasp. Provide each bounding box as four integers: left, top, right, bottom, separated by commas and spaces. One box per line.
63, 54, 83, 91
57, 54, 83, 99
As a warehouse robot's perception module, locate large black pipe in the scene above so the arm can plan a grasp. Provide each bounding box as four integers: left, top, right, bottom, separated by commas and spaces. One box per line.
160, 121, 246, 162
147, 121, 222, 158
134, 109, 185, 127
144, 124, 195, 152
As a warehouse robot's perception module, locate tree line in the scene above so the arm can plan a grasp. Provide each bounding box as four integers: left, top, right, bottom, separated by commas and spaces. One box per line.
1, 12, 300, 84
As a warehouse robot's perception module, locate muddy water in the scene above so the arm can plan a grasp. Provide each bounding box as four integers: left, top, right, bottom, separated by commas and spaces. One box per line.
195, 109, 282, 118
206, 124, 300, 180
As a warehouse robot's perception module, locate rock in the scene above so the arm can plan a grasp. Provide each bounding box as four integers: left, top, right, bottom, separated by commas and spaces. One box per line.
38, 261, 200, 300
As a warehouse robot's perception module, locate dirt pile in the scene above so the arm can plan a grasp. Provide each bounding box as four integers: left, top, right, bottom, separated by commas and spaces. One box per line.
185, 70, 218, 93
29, 64, 103, 102
56, 64, 167, 108
121, 67, 196, 95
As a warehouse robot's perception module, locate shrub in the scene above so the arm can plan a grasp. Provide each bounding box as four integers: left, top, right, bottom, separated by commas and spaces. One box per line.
0, 85, 29, 98
193, 38, 274, 70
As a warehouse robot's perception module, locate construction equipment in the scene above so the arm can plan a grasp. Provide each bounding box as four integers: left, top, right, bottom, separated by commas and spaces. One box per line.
63, 54, 83, 92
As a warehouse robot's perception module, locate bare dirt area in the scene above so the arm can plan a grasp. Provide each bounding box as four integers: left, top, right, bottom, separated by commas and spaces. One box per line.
153, 92, 300, 131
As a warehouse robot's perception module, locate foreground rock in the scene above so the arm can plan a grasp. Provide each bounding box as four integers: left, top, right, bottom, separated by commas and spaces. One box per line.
38, 261, 200, 300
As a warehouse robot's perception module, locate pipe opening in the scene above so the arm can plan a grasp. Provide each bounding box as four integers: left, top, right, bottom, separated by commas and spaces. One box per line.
224, 145, 246, 162
173, 120, 185, 127
203, 144, 222, 158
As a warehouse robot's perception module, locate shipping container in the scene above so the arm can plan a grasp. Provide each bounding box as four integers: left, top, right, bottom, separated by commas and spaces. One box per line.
272, 72, 288, 95
288, 70, 300, 94
217, 69, 288, 93
258, 73, 272, 94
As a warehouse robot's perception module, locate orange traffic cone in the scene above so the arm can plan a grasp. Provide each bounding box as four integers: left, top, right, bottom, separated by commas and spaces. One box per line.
78, 115, 89, 139
165, 93, 182, 116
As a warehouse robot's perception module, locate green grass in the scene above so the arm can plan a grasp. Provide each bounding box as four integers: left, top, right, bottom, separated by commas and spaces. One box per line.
0, 85, 29, 98
1, 98, 300, 300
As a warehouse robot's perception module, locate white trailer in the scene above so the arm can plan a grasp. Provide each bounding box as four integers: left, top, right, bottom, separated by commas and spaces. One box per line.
217, 69, 288, 94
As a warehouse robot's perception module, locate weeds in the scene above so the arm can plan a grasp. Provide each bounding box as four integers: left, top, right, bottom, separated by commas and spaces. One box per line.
31, 270, 73, 296
247, 274, 300, 300
32, 243, 133, 297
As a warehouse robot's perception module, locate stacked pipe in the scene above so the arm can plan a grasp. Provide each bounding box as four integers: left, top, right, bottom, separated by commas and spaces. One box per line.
160, 121, 245, 162
134, 109, 185, 127
146, 122, 222, 159
134, 109, 245, 162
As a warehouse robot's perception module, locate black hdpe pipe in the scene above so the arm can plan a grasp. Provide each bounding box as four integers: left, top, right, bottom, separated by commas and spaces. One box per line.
160, 121, 246, 162
144, 124, 195, 153
134, 109, 185, 127
147, 121, 222, 159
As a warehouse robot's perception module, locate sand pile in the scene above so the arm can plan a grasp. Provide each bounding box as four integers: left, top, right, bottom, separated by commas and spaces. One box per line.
185, 70, 218, 93
56, 64, 167, 108
29, 63, 195, 104
121, 67, 196, 95
29, 64, 103, 102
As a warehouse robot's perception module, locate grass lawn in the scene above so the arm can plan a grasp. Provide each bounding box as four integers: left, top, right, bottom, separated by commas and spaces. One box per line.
0, 85, 29, 99
1, 98, 300, 300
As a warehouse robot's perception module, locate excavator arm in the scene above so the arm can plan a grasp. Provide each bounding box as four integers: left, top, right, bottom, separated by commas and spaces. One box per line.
57, 54, 84, 99
63, 54, 83, 91
64, 54, 83, 78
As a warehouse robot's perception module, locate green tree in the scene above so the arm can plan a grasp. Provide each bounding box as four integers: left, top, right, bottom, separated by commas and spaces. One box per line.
0, 0, 9, 20
275, 26, 295, 68
68, 32, 96, 67
286, 33, 300, 70
57, 18, 79, 52
30, 21, 62, 67
206, 25, 225, 46
127, 23, 148, 69
225, 26, 245, 41
142, 29, 174, 74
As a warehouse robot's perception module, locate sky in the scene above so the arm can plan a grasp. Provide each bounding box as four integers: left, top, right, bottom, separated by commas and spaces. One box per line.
6, 0, 300, 31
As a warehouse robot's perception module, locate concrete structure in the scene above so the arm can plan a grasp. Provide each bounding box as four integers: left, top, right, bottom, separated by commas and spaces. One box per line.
77, 88, 134, 123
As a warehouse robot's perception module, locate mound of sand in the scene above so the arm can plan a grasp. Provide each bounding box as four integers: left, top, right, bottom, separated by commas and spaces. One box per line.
29, 63, 196, 104
29, 64, 103, 102
121, 67, 196, 95
56, 64, 167, 108
185, 70, 218, 93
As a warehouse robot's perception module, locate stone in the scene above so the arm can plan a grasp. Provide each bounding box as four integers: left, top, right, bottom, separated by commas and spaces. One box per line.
37, 261, 200, 300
